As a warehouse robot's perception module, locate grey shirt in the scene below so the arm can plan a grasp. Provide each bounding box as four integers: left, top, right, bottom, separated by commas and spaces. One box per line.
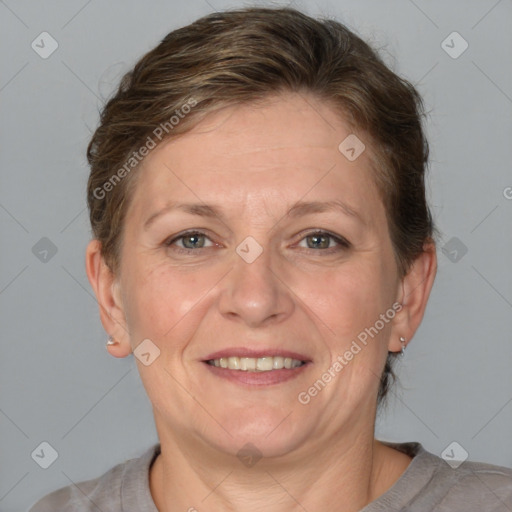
28, 441, 512, 511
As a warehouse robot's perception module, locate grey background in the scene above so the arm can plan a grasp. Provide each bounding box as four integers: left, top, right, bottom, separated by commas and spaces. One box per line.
1, 0, 511, 510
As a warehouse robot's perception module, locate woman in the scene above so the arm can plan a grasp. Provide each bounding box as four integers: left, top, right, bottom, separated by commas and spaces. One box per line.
29, 7, 512, 512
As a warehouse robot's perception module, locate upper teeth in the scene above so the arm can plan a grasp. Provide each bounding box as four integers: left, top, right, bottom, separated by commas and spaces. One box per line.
208, 356, 304, 371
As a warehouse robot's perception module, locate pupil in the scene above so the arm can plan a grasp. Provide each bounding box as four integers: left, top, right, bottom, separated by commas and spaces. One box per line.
184, 234, 204, 249
309, 234, 328, 249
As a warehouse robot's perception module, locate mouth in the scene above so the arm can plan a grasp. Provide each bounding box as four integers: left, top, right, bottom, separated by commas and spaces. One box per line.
202, 350, 311, 386
206, 356, 305, 371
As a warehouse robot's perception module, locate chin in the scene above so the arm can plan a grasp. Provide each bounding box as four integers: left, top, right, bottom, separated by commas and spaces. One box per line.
206, 411, 311, 459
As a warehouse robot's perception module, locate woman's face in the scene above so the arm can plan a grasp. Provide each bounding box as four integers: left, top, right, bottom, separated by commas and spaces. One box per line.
102, 93, 409, 458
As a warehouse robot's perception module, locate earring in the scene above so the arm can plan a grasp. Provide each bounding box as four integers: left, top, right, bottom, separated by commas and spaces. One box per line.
399, 336, 406, 357
106, 335, 116, 347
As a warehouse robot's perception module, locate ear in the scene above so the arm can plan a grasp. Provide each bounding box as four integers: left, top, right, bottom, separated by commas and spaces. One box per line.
388, 240, 437, 352
85, 239, 132, 357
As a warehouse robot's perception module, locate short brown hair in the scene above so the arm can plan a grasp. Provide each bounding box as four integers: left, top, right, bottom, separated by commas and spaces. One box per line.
87, 7, 435, 406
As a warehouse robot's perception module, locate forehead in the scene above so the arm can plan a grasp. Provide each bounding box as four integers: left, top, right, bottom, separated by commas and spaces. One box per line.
127, 93, 383, 222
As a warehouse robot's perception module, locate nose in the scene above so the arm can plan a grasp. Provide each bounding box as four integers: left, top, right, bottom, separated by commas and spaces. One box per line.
217, 243, 295, 328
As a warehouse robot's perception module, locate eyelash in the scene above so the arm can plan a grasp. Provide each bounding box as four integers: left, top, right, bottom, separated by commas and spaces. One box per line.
163, 230, 351, 255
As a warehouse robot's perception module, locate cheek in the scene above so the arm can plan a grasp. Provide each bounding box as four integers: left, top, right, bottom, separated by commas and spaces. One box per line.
122, 258, 218, 343
308, 262, 394, 397
304, 259, 391, 340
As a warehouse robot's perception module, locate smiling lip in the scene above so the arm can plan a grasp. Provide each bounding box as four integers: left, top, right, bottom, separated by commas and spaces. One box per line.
202, 348, 312, 387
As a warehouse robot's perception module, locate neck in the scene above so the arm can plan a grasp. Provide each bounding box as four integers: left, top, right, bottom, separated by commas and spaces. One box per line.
149, 417, 409, 512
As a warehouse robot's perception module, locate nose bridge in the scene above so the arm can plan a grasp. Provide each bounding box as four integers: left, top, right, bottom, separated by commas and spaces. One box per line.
218, 236, 293, 326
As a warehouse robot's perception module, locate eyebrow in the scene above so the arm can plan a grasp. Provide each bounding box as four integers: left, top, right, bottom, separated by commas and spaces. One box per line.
143, 199, 364, 230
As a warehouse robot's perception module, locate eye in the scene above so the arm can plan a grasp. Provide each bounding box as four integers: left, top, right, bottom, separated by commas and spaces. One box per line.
297, 231, 350, 251
163, 230, 349, 254
164, 231, 214, 251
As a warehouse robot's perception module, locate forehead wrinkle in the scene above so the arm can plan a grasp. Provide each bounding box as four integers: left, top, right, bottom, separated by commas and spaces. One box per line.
142, 196, 367, 232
